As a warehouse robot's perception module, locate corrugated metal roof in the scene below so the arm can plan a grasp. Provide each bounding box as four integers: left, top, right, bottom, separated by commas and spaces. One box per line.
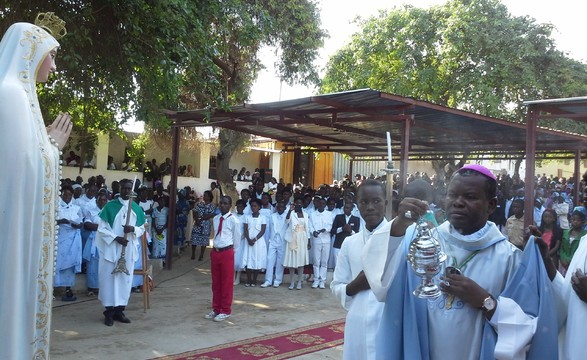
524, 96, 587, 122
165, 89, 587, 160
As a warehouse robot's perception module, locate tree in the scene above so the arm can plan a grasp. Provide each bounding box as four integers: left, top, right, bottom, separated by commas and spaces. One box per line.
320, 0, 587, 180
198, 0, 326, 200
431, 154, 469, 182
1, 1, 325, 191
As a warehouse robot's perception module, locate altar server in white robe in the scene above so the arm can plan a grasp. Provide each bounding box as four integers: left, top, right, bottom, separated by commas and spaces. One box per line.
55, 185, 83, 301
0, 17, 72, 359
261, 201, 288, 287
83, 192, 109, 295
331, 179, 387, 360
96, 179, 146, 326
79, 184, 100, 250
309, 195, 334, 288
362, 164, 561, 360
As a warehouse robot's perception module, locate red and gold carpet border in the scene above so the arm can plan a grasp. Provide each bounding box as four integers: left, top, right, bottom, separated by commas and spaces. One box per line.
151, 318, 345, 360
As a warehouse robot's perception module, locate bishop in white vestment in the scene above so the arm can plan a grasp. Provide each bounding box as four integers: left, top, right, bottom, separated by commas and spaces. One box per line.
362, 165, 561, 360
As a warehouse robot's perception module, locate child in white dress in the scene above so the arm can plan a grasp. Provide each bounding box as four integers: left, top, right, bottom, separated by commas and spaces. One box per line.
283, 198, 311, 290
242, 198, 268, 286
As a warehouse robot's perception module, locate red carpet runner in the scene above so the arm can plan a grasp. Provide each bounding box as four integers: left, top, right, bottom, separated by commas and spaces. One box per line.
151, 318, 345, 360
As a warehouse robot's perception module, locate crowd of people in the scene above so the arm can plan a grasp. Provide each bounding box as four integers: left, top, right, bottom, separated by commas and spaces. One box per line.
52, 173, 372, 321
39, 163, 587, 358
36, 161, 587, 357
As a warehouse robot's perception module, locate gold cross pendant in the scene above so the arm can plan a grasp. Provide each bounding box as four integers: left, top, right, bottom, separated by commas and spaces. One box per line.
445, 294, 455, 310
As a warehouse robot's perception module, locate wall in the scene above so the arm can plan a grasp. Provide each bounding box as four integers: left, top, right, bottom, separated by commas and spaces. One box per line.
108, 132, 132, 168
230, 149, 265, 177
535, 160, 587, 180
143, 135, 203, 177
116, 132, 268, 182
313, 152, 334, 188
332, 153, 394, 181
63, 130, 275, 191
279, 151, 295, 185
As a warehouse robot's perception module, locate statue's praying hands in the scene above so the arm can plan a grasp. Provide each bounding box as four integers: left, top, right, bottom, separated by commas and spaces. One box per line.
46, 112, 72, 150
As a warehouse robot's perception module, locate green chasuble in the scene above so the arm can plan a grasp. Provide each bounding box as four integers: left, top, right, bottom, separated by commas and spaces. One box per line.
99, 198, 146, 228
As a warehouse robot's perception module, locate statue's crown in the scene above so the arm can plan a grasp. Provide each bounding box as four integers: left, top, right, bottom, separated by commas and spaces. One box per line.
34, 12, 67, 40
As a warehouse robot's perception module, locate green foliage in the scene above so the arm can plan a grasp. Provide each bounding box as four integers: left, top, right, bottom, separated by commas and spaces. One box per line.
2, 0, 325, 130
321, 0, 587, 126
3, 1, 324, 177
127, 132, 150, 171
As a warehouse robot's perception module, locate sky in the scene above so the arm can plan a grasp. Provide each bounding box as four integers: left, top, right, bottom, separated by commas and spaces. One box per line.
249, 0, 587, 103
124, 0, 587, 131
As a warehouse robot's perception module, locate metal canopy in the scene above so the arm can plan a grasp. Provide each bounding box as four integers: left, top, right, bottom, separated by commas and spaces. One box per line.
523, 96, 587, 227
524, 96, 587, 121
162, 91, 587, 268
165, 89, 587, 160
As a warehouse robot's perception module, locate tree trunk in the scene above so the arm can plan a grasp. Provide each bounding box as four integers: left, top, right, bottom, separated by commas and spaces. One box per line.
216, 149, 239, 205
216, 129, 249, 206
213, 54, 250, 205
514, 157, 524, 178
446, 154, 469, 180
431, 154, 469, 183
431, 160, 449, 183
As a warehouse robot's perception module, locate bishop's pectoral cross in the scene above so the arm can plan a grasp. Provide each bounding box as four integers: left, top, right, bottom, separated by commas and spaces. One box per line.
445, 293, 456, 310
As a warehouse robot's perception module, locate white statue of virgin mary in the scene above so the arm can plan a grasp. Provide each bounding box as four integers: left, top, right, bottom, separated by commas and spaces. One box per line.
0, 18, 71, 359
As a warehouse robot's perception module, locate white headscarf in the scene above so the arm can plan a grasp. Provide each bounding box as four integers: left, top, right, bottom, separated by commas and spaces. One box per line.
0, 22, 59, 86
0, 22, 59, 152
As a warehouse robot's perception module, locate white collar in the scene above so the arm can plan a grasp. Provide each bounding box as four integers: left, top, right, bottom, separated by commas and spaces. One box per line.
363, 219, 387, 243
365, 219, 386, 235
439, 221, 505, 251
59, 198, 72, 208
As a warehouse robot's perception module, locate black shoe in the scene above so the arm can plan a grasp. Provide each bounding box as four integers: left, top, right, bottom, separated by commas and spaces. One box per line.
113, 312, 131, 323
103, 310, 114, 326
62, 289, 77, 301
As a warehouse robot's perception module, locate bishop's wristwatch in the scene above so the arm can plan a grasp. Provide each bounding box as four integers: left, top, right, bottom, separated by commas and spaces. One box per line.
481, 295, 496, 313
